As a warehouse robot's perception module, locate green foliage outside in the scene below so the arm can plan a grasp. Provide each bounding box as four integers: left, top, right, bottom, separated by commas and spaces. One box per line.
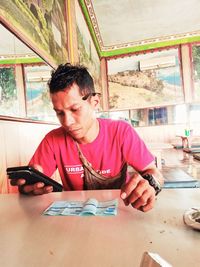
192, 45, 200, 100
193, 46, 200, 80
0, 68, 16, 102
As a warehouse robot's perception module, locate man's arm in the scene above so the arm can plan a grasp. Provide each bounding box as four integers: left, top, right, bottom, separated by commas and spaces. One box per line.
120, 162, 164, 212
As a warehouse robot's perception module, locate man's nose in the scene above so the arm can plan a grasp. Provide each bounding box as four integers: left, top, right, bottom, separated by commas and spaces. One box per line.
62, 113, 75, 127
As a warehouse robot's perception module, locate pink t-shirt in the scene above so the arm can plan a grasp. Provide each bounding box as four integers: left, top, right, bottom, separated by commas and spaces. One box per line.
29, 118, 154, 190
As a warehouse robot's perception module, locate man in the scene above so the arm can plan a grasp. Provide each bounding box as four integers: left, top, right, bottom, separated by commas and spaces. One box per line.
11, 63, 164, 212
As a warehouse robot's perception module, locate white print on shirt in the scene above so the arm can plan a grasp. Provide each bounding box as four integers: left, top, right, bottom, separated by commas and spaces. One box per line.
96, 169, 111, 174
65, 165, 111, 175
65, 165, 84, 174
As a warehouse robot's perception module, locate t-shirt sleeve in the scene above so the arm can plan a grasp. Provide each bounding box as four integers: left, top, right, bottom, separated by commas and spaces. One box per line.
121, 123, 155, 171
29, 135, 57, 177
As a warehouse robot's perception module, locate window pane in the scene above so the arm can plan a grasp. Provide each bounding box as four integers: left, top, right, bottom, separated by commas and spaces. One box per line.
107, 48, 184, 110
24, 64, 57, 122
0, 66, 20, 116
192, 45, 200, 102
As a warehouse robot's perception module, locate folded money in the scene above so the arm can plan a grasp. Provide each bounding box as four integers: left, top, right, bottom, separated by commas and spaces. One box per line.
43, 198, 118, 216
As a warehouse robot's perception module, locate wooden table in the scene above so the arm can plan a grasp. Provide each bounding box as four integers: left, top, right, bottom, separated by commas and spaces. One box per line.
0, 189, 200, 267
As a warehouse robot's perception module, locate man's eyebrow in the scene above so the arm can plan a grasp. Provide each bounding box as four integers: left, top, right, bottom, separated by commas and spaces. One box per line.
53, 103, 81, 111
53, 108, 62, 112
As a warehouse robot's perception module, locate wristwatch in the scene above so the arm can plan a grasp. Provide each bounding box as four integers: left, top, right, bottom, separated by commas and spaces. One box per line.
142, 173, 162, 195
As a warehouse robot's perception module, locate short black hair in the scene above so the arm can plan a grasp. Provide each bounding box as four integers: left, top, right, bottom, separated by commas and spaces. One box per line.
48, 63, 95, 95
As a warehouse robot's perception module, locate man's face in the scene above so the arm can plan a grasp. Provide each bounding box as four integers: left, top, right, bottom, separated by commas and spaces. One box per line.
51, 83, 98, 142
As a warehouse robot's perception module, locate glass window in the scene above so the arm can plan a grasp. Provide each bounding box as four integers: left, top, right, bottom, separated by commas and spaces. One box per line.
148, 107, 168, 125
0, 66, 20, 116
192, 45, 200, 102
107, 48, 184, 110
189, 104, 200, 123
24, 64, 57, 122
97, 104, 190, 127
108, 110, 129, 121
174, 104, 187, 124
96, 110, 130, 122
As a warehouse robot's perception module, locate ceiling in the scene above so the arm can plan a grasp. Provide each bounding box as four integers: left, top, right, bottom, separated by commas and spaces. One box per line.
80, 0, 200, 57
1, 1, 200, 62
0, 23, 44, 64
0, 24, 32, 56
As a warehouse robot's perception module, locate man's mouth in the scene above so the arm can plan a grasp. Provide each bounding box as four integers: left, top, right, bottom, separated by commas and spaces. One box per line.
68, 128, 82, 134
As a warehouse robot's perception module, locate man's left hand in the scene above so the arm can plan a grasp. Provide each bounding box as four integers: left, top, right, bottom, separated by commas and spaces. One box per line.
120, 173, 156, 212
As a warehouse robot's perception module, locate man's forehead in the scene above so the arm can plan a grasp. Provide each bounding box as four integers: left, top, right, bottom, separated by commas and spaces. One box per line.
51, 87, 87, 109
51, 85, 81, 97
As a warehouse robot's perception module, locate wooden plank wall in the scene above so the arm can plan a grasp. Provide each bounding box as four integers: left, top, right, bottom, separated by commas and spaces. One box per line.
136, 123, 200, 145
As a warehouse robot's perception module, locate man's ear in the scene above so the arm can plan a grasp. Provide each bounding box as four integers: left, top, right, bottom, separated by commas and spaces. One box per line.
90, 94, 100, 109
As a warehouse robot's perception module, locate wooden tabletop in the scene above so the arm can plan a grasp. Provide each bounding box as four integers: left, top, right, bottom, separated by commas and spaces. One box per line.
0, 189, 200, 267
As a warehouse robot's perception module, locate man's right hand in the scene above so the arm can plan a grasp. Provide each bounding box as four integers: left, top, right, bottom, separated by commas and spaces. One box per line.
10, 178, 53, 195
9, 164, 53, 195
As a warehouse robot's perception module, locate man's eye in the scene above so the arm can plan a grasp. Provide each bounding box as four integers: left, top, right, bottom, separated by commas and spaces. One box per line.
71, 107, 81, 112
56, 111, 64, 116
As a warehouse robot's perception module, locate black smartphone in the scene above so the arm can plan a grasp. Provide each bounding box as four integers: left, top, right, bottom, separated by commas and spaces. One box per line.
7, 166, 63, 192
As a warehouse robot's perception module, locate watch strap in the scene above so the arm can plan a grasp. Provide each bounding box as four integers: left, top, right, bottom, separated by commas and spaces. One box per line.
142, 173, 162, 195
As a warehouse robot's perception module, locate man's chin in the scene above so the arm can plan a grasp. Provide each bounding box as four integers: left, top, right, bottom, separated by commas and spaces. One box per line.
68, 131, 83, 140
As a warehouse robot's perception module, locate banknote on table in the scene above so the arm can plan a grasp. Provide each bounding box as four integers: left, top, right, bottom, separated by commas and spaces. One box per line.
43, 198, 118, 216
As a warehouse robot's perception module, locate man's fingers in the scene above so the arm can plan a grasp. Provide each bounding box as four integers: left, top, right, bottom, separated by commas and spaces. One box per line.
129, 189, 149, 209
120, 174, 140, 200
120, 173, 156, 212
9, 165, 53, 196
131, 192, 155, 211
33, 186, 53, 195
121, 175, 150, 203
126, 179, 151, 204
10, 178, 26, 186
141, 199, 155, 212
19, 182, 53, 195
21, 182, 44, 193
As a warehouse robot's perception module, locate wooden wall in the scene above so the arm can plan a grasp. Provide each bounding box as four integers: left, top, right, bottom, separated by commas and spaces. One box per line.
136, 123, 200, 145
136, 124, 184, 144
0, 120, 59, 193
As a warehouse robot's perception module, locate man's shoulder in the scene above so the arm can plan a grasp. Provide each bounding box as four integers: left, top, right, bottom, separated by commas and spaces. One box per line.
45, 126, 66, 139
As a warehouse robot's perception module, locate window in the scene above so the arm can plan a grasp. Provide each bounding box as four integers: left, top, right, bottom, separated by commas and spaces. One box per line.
107, 48, 184, 110
24, 64, 57, 122
192, 45, 200, 102
0, 66, 20, 116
